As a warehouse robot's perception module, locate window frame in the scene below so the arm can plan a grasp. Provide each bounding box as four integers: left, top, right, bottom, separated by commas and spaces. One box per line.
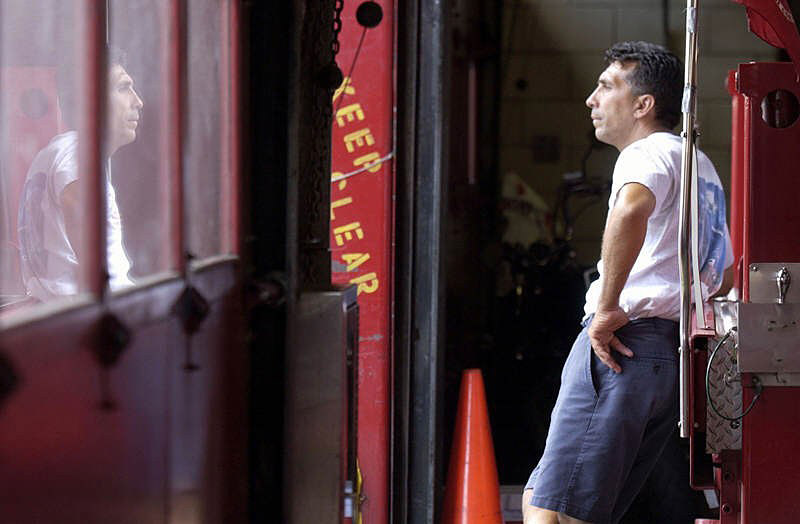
0, 0, 242, 333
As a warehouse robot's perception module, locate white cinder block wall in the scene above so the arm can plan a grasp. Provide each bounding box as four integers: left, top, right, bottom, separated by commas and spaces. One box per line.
500, 0, 779, 265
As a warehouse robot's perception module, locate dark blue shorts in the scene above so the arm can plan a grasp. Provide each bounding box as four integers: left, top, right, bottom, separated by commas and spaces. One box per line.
525, 317, 679, 524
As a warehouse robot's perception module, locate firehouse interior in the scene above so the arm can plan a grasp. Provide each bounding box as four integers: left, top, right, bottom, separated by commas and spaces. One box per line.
1, 1, 799, 523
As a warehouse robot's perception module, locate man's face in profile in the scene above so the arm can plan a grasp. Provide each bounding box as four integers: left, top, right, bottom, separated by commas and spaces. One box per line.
107, 64, 143, 154
585, 61, 639, 150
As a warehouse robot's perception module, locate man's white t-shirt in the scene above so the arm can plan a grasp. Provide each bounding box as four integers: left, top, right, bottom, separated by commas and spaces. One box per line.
17, 131, 133, 300
584, 132, 733, 322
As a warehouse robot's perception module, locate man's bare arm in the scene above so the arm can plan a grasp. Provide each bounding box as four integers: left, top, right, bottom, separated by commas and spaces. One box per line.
588, 182, 656, 372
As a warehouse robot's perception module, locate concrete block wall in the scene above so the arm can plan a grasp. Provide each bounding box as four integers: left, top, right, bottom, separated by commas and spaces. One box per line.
500, 0, 779, 265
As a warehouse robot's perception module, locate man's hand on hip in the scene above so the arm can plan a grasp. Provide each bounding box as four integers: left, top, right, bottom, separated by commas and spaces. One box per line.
588, 307, 633, 373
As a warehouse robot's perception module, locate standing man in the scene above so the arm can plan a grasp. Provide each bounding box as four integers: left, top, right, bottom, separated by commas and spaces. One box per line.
18, 47, 143, 300
522, 41, 733, 524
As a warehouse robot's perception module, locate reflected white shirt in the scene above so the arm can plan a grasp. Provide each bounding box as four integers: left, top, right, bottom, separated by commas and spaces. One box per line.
17, 131, 133, 300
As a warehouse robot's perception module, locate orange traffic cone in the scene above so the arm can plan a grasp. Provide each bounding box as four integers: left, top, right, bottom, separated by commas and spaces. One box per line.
441, 369, 503, 524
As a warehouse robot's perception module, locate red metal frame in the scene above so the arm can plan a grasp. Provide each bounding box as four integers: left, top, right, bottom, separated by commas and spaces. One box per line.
738, 62, 800, 267
81, 0, 107, 298
717, 450, 741, 523
167, 0, 187, 274
727, 70, 745, 292
704, 60, 800, 524
220, 0, 241, 255
687, 73, 748, 524
329, 2, 396, 522
689, 314, 716, 491
738, 63, 800, 523
0, 66, 61, 295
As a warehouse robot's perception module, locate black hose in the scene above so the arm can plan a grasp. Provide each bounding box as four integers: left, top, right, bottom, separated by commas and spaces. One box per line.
705, 327, 762, 426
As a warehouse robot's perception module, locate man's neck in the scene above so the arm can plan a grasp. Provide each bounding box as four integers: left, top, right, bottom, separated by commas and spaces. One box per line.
617, 122, 671, 151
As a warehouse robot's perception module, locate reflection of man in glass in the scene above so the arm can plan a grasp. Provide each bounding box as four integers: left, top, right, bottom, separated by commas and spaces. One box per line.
17, 47, 143, 300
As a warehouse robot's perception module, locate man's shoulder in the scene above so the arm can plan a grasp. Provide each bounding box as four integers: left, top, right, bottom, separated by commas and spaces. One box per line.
40, 131, 78, 159
616, 132, 685, 174
629, 131, 680, 155
630, 132, 720, 169
27, 131, 78, 177
615, 133, 670, 169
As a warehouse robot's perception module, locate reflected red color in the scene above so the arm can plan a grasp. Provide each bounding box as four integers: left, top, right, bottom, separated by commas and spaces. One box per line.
734, 0, 800, 77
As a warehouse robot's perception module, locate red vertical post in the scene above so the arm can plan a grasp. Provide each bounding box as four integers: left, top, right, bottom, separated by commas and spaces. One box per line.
737, 60, 800, 524
740, 84, 752, 302
220, 0, 241, 255
166, 0, 186, 273
727, 70, 745, 291
80, 0, 107, 298
329, 1, 395, 522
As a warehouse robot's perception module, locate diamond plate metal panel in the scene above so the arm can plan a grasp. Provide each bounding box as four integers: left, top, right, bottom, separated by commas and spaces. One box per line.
706, 336, 742, 453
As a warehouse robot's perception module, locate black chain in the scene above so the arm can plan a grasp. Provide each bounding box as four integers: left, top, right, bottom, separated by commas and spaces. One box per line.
332, 0, 345, 56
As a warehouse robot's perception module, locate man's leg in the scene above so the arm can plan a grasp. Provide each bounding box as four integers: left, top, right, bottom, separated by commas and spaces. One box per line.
521, 327, 606, 522
523, 319, 679, 523
522, 488, 592, 524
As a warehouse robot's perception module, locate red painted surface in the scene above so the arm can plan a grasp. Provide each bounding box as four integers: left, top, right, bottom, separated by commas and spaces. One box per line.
717, 450, 741, 524
221, 0, 241, 255
0, 67, 61, 293
0, 265, 244, 523
727, 70, 745, 291
738, 62, 800, 266
0, 319, 172, 523
731, 61, 800, 524
689, 313, 715, 490
83, 2, 107, 295
167, 0, 185, 273
329, 1, 395, 522
741, 384, 800, 523
734, 0, 800, 78
741, 82, 753, 303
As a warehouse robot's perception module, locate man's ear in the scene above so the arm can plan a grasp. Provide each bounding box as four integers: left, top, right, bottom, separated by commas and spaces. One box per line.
633, 93, 656, 120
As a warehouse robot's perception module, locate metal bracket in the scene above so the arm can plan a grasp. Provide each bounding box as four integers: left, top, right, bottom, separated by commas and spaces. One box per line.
749, 263, 800, 303
173, 286, 210, 335
250, 271, 288, 309
172, 286, 211, 372
753, 372, 800, 386
94, 313, 132, 410
0, 351, 20, 411
737, 302, 800, 373
94, 313, 132, 368
777, 266, 791, 304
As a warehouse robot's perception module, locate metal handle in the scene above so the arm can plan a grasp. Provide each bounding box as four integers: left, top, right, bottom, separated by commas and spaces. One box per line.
777, 266, 791, 304
678, 0, 700, 438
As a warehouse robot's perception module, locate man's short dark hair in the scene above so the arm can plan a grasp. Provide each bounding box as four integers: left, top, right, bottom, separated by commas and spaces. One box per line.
604, 41, 683, 129
57, 45, 129, 127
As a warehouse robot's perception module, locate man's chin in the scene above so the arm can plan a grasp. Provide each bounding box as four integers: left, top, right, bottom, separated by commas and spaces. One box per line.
122, 131, 137, 145
107, 133, 137, 154
594, 133, 617, 149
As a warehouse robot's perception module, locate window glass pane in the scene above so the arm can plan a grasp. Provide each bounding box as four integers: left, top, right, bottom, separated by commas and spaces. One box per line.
108, 0, 175, 281
186, 0, 227, 258
0, 1, 90, 311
